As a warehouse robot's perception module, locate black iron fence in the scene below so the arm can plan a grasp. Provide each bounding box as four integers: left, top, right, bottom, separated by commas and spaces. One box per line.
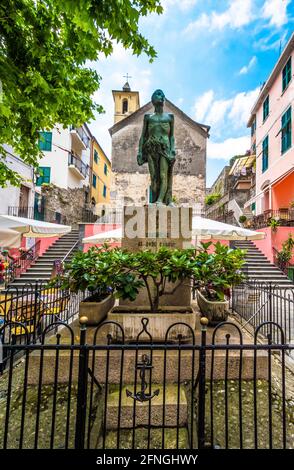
0, 282, 84, 346
231, 281, 294, 345
0, 318, 293, 449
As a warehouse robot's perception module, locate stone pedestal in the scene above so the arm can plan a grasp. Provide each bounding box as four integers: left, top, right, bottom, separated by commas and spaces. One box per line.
120, 205, 193, 307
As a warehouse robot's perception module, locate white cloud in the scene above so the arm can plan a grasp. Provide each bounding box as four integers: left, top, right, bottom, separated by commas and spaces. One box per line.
254, 30, 288, 51
162, 0, 198, 12
193, 87, 259, 134
193, 90, 214, 122
184, 0, 253, 35
262, 0, 291, 27
207, 136, 251, 160
239, 56, 257, 75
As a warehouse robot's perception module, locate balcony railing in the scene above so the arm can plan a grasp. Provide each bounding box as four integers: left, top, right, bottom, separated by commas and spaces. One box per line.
68, 153, 88, 178
8, 206, 67, 225
251, 209, 294, 229
70, 126, 90, 148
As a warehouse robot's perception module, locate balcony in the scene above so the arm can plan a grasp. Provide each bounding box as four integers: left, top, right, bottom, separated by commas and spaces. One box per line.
68, 153, 88, 179
70, 125, 90, 151
251, 209, 294, 229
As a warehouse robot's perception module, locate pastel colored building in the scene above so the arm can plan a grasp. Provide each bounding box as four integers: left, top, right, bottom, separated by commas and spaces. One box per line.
247, 33, 294, 221
37, 124, 92, 191
90, 137, 112, 211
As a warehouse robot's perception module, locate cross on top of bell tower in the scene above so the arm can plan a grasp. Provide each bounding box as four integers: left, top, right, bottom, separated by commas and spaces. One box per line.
123, 73, 132, 91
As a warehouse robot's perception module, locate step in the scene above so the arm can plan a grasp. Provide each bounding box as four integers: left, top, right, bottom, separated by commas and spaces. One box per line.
20, 272, 52, 278
245, 261, 273, 265
242, 267, 284, 272
105, 385, 187, 430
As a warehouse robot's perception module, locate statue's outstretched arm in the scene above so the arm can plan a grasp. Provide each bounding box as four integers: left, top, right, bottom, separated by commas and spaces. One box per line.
137, 114, 148, 166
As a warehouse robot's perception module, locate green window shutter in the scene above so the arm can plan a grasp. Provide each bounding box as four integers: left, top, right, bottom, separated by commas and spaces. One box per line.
103, 185, 107, 198
36, 167, 51, 186
251, 202, 256, 212
38, 132, 52, 151
92, 174, 97, 188
263, 96, 269, 121
281, 106, 292, 153
94, 150, 98, 164
262, 136, 269, 173
282, 57, 292, 92
104, 163, 108, 175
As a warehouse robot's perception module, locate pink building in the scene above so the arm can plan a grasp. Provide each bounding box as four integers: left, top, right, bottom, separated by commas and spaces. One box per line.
247, 33, 294, 222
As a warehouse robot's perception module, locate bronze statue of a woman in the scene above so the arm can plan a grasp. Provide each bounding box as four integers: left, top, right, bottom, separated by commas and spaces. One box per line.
137, 89, 176, 206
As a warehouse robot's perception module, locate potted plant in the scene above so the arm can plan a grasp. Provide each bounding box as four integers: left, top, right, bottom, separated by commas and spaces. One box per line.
51, 245, 202, 340
268, 217, 280, 232
194, 242, 245, 325
50, 248, 115, 325
239, 215, 247, 225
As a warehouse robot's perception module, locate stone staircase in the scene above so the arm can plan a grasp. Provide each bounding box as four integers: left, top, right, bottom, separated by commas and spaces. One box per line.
7, 229, 80, 291
233, 240, 293, 287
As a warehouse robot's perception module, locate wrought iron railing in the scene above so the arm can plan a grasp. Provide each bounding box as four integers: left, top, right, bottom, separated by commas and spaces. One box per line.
251, 209, 294, 229
3, 240, 41, 286
70, 125, 90, 148
7, 206, 67, 224
273, 246, 294, 281
0, 316, 293, 449
68, 152, 88, 178
231, 280, 294, 345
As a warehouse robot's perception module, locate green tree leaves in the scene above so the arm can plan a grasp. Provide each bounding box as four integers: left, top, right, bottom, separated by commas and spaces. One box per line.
0, 0, 162, 185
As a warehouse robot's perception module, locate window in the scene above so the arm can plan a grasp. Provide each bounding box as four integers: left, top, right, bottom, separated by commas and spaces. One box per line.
92, 174, 97, 188
103, 185, 107, 198
251, 142, 256, 154
104, 163, 108, 176
251, 117, 256, 137
36, 167, 51, 186
94, 149, 99, 164
251, 202, 256, 213
282, 57, 292, 92
263, 96, 269, 122
122, 99, 128, 114
38, 131, 52, 151
281, 106, 292, 153
262, 136, 269, 173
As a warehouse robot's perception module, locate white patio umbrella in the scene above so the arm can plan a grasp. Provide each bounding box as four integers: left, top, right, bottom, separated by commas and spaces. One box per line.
82, 217, 265, 244
0, 228, 22, 248
82, 228, 122, 244
0, 215, 71, 239
192, 216, 265, 240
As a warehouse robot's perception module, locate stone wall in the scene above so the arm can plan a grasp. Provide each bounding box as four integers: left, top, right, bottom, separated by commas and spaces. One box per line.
41, 184, 88, 226
110, 99, 208, 206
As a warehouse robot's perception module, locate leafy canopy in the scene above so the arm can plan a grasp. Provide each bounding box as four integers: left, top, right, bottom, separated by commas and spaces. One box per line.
0, 0, 163, 187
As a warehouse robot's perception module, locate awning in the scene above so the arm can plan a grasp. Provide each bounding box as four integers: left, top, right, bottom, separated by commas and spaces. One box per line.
229, 155, 256, 176
0, 215, 71, 239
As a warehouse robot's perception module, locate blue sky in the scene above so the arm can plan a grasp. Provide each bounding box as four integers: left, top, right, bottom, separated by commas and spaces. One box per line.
89, 0, 294, 187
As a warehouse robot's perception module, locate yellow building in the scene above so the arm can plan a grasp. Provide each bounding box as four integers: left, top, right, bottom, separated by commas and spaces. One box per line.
90, 137, 112, 210
112, 81, 140, 124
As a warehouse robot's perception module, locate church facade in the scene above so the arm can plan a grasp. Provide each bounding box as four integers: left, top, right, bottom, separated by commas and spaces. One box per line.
109, 83, 210, 207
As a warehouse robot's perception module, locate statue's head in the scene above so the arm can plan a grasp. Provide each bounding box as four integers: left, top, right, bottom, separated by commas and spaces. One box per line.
151, 89, 165, 106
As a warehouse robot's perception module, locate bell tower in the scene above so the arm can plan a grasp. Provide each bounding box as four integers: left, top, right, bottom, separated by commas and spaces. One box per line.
112, 76, 140, 124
